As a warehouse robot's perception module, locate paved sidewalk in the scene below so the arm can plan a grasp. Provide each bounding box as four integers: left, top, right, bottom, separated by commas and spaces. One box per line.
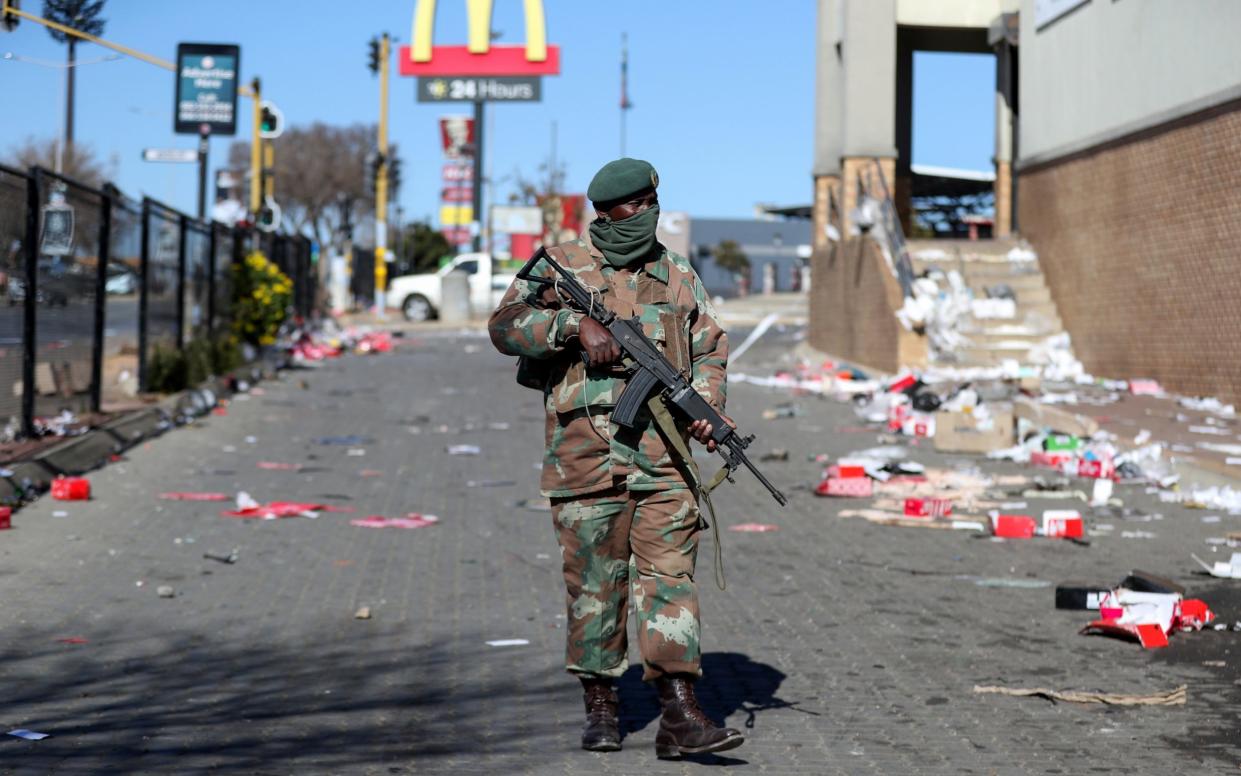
1, 329, 1238, 774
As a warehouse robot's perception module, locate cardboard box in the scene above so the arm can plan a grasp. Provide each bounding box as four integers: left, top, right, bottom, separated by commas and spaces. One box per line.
933, 409, 1013, 454
902, 413, 936, 438
1014, 398, 1099, 437
1030, 450, 1076, 469
51, 477, 90, 501
992, 514, 1036, 539
1042, 510, 1084, 539
904, 498, 953, 518
816, 477, 873, 498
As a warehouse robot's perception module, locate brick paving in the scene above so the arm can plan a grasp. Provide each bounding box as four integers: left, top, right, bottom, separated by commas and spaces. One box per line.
1, 327, 1239, 774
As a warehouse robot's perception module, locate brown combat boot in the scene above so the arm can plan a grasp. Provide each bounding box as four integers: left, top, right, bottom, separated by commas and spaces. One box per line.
580, 677, 621, 752
654, 674, 745, 759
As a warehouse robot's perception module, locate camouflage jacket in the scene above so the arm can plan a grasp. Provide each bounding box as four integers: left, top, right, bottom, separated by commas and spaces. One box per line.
488, 239, 729, 498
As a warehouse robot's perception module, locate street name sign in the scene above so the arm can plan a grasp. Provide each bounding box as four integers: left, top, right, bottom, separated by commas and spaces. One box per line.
418, 76, 541, 103
142, 148, 199, 163
175, 42, 240, 135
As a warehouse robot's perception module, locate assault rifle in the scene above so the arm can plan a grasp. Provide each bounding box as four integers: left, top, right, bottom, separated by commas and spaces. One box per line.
517, 248, 788, 507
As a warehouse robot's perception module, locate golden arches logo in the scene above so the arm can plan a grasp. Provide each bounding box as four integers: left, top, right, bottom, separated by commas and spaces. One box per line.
411, 0, 548, 63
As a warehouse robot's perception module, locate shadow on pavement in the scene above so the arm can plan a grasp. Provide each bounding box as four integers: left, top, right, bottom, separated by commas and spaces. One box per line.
618, 651, 801, 745
0, 621, 565, 774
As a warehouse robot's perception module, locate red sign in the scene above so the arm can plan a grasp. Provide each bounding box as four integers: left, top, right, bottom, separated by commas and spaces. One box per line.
440, 227, 471, 244
399, 44, 561, 77
537, 193, 586, 244
442, 186, 473, 203
442, 163, 473, 181
439, 116, 475, 159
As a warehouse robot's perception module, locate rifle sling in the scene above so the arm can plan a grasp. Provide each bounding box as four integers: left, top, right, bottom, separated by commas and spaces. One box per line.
646, 395, 729, 591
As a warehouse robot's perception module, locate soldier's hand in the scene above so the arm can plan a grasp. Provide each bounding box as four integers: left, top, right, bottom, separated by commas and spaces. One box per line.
689, 415, 734, 453
579, 317, 621, 365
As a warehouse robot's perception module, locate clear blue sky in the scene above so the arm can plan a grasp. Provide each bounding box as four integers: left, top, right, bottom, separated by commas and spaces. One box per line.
1, 1, 994, 225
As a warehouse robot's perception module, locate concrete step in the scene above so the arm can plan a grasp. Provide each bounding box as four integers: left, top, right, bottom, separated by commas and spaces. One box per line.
962, 330, 1063, 347
967, 284, 1053, 304
906, 238, 1023, 259
957, 344, 1044, 367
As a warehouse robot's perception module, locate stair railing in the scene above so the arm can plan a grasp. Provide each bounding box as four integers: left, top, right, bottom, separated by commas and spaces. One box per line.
859, 160, 916, 298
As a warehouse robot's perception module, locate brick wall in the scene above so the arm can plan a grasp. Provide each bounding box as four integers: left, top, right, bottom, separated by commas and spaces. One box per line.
1019, 99, 1241, 403
808, 237, 926, 374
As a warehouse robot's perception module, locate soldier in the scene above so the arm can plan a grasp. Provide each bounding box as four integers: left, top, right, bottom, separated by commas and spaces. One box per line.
488, 158, 744, 759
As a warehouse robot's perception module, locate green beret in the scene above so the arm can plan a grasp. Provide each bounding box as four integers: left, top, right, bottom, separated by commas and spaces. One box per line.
587, 157, 659, 205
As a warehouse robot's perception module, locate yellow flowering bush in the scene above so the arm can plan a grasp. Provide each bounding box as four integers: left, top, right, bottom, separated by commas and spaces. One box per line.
231, 251, 293, 346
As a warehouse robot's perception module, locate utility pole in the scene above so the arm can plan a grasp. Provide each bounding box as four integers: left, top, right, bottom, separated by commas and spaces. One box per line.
249, 77, 262, 218
471, 99, 484, 253
619, 32, 632, 157
372, 32, 390, 315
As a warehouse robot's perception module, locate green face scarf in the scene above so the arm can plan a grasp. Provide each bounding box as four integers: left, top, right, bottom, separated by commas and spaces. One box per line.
589, 204, 661, 267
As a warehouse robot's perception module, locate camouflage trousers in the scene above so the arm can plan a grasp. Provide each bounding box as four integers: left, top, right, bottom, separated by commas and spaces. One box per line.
551, 485, 702, 682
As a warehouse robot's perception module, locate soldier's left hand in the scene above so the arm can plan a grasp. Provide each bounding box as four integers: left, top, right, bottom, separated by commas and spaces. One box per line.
689, 415, 734, 453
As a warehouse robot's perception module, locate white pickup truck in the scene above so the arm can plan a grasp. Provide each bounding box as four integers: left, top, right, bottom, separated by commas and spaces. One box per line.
386, 252, 517, 321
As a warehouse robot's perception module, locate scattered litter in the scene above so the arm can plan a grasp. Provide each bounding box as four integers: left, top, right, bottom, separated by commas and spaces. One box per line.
517, 498, 552, 512
973, 684, 1185, 706
0, 506, 10, 530
761, 404, 802, 420
55, 637, 87, 645
157, 585, 175, 598
487, 421, 511, 431
51, 477, 90, 501
223, 497, 324, 519
203, 549, 240, 564
1121, 530, 1156, 539
466, 479, 516, 488
760, 449, 790, 462
257, 461, 303, 471
354, 606, 372, 620
7, 729, 51, 740
358, 469, 384, 478
447, 445, 481, 456
971, 578, 1051, 589
244, 436, 257, 444
350, 514, 439, 529
159, 492, 230, 502
729, 523, 780, 533
52, 510, 68, 518
315, 435, 374, 446
1191, 552, 1241, 579
486, 639, 530, 647
346, 448, 367, 457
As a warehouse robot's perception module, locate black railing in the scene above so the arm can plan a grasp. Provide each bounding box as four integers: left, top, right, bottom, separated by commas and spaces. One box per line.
0, 164, 319, 441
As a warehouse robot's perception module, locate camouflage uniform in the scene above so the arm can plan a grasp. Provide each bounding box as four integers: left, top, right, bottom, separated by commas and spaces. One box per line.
488, 238, 728, 681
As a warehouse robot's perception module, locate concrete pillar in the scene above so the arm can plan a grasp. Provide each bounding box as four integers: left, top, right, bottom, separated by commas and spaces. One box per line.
894, 28, 914, 235
840, 0, 897, 236
812, 0, 843, 250
994, 41, 1016, 237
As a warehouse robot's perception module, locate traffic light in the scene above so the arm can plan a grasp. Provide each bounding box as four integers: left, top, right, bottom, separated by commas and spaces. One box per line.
364, 150, 384, 191
387, 149, 402, 198
2, 0, 20, 31
258, 101, 283, 139
367, 36, 380, 75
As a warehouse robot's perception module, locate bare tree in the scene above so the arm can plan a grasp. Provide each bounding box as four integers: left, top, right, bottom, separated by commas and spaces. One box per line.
8, 135, 109, 186
228, 122, 396, 251
42, 0, 107, 163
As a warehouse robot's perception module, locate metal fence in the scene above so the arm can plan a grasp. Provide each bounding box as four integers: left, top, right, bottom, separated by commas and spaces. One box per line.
0, 164, 319, 440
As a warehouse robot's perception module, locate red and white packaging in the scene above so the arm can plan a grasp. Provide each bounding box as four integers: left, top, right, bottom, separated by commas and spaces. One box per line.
51, 477, 90, 501
887, 399, 910, 432
887, 374, 917, 393
1042, 509, 1084, 539
0, 506, 10, 530
815, 477, 873, 498
1077, 458, 1115, 480
1129, 379, 1163, 396
835, 459, 868, 479
991, 513, 1036, 539
1030, 450, 1075, 469
904, 498, 953, 519
902, 413, 936, 438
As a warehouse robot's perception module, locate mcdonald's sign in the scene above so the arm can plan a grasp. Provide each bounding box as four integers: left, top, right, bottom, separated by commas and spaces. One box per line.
398, 0, 561, 77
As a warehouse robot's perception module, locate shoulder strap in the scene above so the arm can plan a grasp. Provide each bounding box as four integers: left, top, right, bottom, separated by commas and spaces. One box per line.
647, 395, 729, 591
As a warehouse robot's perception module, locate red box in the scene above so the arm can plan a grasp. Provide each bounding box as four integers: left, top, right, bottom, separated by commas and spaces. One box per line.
888, 374, 917, 393
837, 464, 867, 479
1077, 458, 1115, 480
887, 401, 909, 432
51, 477, 90, 501
992, 514, 1036, 539
1042, 510, 1084, 539
904, 498, 953, 518
1030, 450, 1075, 469
816, 477, 873, 498
0, 506, 10, 530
